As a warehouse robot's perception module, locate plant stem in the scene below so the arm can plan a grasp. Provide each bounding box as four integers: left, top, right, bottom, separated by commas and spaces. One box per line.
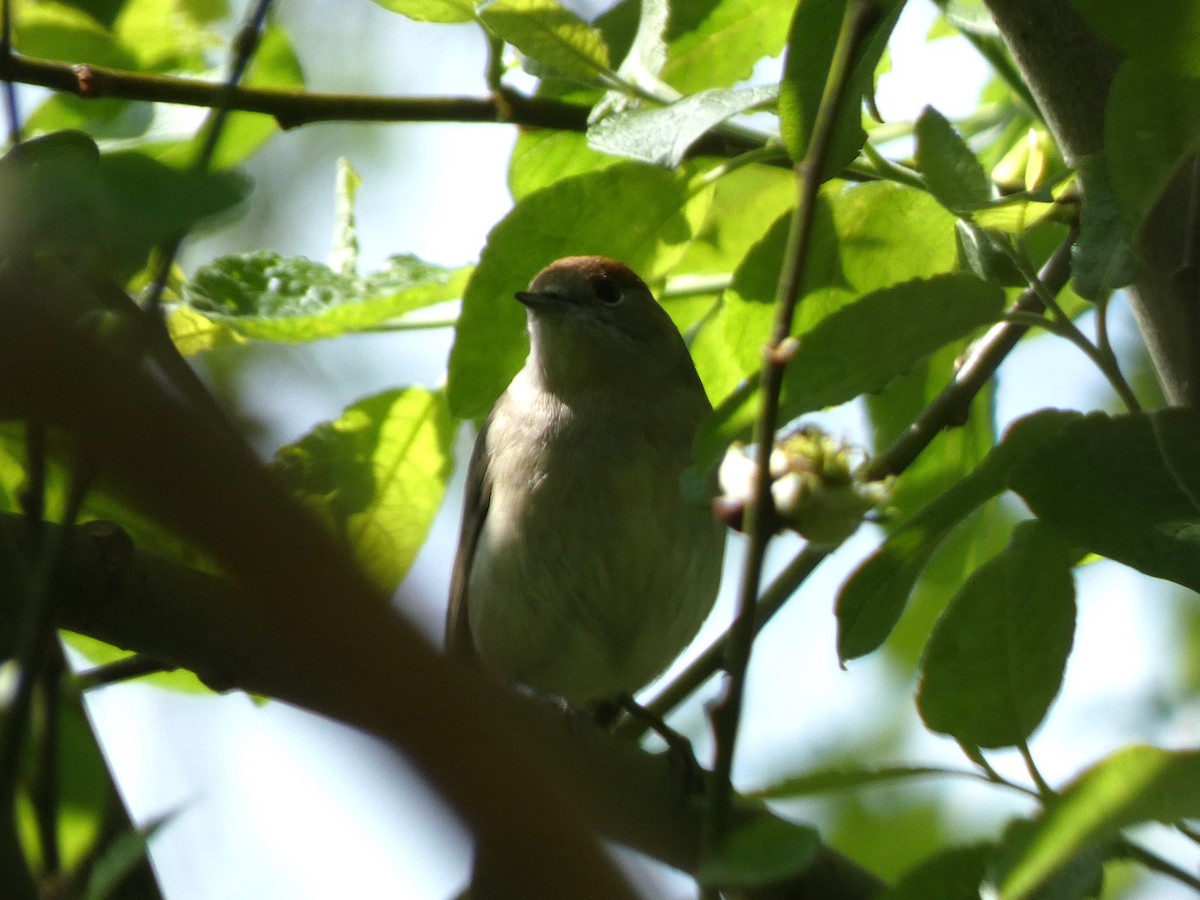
698, 1, 886, 885
618, 544, 831, 741
144, 0, 276, 317
865, 229, 1075, 480
1118, 837, 1200, 892
75, 655, 175, 692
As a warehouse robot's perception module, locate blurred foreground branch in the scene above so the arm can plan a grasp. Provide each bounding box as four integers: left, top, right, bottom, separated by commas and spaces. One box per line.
0, 261, 882, 898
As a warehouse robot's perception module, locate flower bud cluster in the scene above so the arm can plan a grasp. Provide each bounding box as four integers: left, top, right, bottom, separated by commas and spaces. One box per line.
715, 426, 890, 545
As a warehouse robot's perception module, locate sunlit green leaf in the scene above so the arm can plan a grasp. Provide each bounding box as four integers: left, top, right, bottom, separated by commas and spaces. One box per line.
915, 105, 991, 213
178, 252, 469, 346
64, 633, 210, 693
1000, 745, 1200, 899
331, 158, 363, 278
114, 0, 215, 70
588, 85, 777, 167
509, 129, 622, 199
480, 0, 612, 83
676, 162, 794, 276
697, 273, 1004, 469
661, 0, 793, 94
779, 0, 903, 170
272, 388, 456, 592
720, 181, 958, 377
13, 1, 136, 67
368, 0, 477, 22
207, 23, 307, 168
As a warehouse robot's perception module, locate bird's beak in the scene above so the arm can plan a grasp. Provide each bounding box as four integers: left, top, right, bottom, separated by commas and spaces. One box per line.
514, 290, 566, 313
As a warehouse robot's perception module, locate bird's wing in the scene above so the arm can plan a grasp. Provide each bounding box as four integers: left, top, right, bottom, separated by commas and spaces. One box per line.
445, 414, 494, 664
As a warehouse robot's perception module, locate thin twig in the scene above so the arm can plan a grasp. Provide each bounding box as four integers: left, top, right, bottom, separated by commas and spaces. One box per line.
1117, 837, 1200, 892
144, 0, 276, 317
76, 654, 176, 692
864, 229, 1076, 480
31, 645, 64, 877
0, 52, 776, 163
0, 466, 91, 805
1018, 252, 1142, 412
1017, 740, 1052, 797
699, 0, 886, 880
617, 545, 830, 741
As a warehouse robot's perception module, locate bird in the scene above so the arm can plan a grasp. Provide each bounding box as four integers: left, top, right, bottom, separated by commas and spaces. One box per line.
446, 255, 726, 709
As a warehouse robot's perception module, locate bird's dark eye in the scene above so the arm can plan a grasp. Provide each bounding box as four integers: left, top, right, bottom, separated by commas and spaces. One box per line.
592, 275, 623, 306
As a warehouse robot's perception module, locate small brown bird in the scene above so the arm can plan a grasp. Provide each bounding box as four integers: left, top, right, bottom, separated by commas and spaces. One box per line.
447, 256, 726, 707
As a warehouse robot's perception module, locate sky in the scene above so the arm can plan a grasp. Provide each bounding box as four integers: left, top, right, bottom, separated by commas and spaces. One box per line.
71, 1, 1200, 898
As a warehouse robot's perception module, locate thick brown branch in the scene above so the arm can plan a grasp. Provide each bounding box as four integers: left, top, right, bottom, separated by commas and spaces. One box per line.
0, 511, 882, 899
0, 260, 881, 898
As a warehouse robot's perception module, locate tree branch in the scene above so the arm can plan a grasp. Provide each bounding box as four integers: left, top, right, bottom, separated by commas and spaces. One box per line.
0, 260, 883, 899
0, 510, 883, 899
983, 0, 1199, 408
0, 51, 767, 161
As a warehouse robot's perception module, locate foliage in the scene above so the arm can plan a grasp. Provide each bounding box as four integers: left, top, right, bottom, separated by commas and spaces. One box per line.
1, 0, 1199, 898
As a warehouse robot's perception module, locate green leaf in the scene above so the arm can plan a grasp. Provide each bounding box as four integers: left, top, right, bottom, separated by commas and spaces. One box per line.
661, 0, 794, 94
178, 252, 469, 346
13, 2, 137, 68
696, 273, 1004, 469
1104, 60, 1200, 234
272, 388, 456, 592
838, 409, 1080, 663
676, 162, 795, 275
698, 814, 821, 888
720, 181, 959, 378
206, 23, 307, 169
85, 813, 172, 900
990, 819, 1104, 900
778, 0, 903, 171
63, 633, 210, 694
480, 0, 612, 83
955, 219, 1025, 286
0, 132, 250, 280
1070, 155, 1137, 299
917, 520, 1080, 749
750, 765, 949, 800
881, 844, 990, 900
1152, 407, 1200, 512
612, 0, 669, 84
915, 106, 992, 213
588, 85, 777, 167
368, 0, 477, 22
1007, 410, 1200, 594
1070, 0, 1200, 77
509, 129, 623, 199
331, 158, 363, 278
1000, 745, 1200, 900
114, 0, 214, 71
446, 163, 712, 420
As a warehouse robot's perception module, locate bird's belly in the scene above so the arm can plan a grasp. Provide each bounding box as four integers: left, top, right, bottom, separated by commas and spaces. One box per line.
467, 460, 723, 706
